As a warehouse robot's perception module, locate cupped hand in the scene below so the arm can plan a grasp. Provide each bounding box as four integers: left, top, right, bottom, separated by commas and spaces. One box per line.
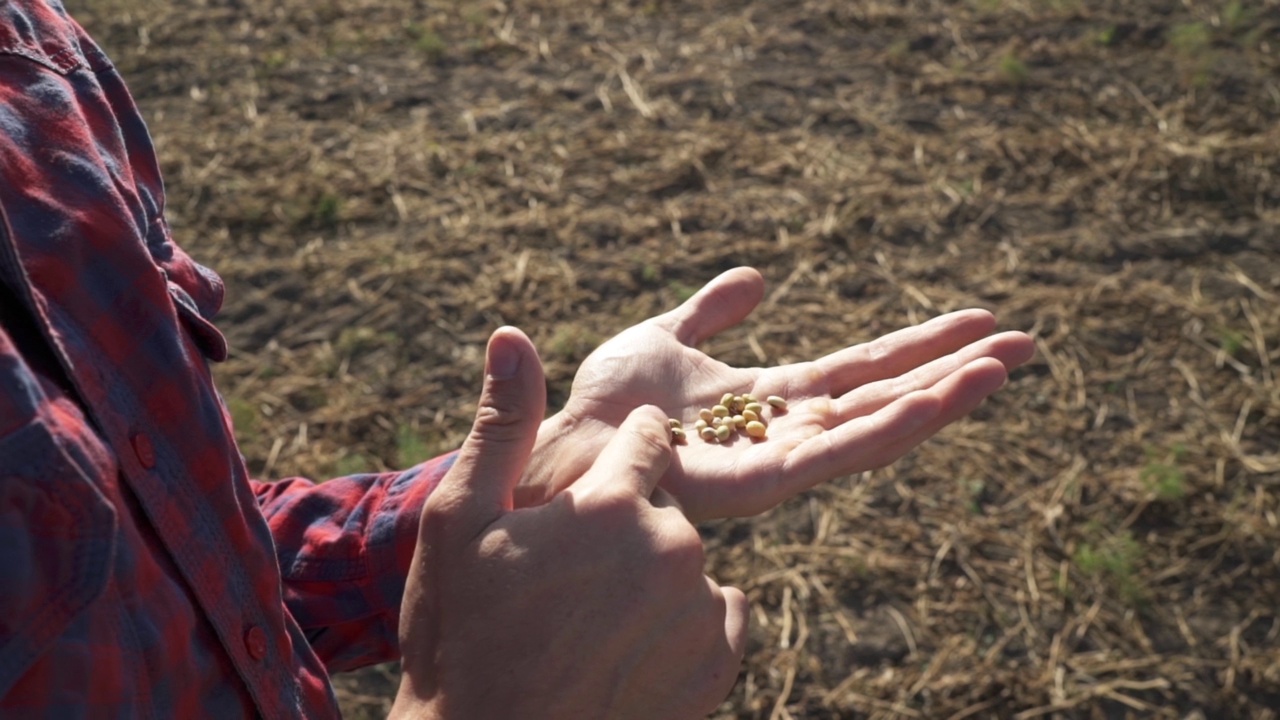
521, 267, 1035, 521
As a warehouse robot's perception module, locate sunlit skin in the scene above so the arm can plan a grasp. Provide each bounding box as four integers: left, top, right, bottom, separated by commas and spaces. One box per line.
394, 268, 1035, 718
395, 334, 748, 720
520, 266, 1036, 521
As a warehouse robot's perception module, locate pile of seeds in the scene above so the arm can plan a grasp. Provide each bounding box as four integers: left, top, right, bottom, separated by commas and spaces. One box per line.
669, 393, 786, 444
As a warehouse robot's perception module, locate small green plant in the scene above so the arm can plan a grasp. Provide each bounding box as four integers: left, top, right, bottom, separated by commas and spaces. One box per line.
886, 39, 911, 65
1170, 22, 1211, 55
1074, 531, 1144, 604
406, 23, 447, 61
1141, 444, 1187, 501
300, 192, 342, 229
963, 477, 986, 514
333, 452, 373, 477
998, 52, 1028, 84
226, 396, 259, 436
1169, 22, 1214, 86
396, 424, 432, 466
1222, 1, 1253, 31
1217, 326, 1246, 358
1095, 24, 1117, 46
668, 281, 697, 303
336, 326, 396, 356
262, 49, 288, 71
547, 325, 602, 363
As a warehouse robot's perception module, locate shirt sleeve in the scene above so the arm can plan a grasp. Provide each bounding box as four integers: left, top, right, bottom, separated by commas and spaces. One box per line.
249, 451, 457, 673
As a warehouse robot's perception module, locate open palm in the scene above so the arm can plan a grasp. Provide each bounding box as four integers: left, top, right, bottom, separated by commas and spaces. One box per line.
522, 267, 1034, 521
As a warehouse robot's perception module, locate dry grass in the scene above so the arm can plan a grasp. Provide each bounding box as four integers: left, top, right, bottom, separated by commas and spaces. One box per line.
76, 0, 1280, 716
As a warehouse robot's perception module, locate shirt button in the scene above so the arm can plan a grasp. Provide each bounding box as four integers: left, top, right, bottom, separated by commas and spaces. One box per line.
131, 433, 156, 469
244, 625, 268, 661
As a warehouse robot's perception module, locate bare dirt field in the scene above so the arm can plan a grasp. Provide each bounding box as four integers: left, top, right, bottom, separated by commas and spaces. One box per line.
77, 0, 1280, 717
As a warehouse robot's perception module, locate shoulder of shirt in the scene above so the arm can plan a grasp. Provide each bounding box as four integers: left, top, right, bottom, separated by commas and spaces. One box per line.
0, 0, 111, 75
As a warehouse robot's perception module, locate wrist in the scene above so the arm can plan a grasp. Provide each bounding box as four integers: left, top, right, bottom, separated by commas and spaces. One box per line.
389, 676, 448, 720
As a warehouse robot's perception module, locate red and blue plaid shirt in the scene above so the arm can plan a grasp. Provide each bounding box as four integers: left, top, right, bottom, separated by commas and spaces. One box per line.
0, 1, 455, 716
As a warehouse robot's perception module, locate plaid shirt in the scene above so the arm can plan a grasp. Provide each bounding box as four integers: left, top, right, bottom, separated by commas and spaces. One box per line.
0, 1, 455, 716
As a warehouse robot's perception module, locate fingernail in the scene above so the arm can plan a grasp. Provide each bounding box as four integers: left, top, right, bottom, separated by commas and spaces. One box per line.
488, 331, 521, 379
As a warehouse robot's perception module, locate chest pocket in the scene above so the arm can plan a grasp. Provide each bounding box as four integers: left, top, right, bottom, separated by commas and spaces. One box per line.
0, 417, 118, 697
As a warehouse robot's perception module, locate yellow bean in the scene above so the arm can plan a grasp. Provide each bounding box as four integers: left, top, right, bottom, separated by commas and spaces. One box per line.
669, 418, 683, 429
699, 427, 718, 442
744, 402, 764, 416
767, 395, 788, 410
699, 408, 715, 423
733, 415, 746, 429
712, 404, 730, 418
742, 408, 759, 423
745, 421, 767, 438
714, 424, 731, 441
670, 427, 687, 442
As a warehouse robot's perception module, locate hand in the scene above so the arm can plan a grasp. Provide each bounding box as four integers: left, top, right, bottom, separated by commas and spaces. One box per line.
393, 328, 748, 720
522, 267, 1035, 521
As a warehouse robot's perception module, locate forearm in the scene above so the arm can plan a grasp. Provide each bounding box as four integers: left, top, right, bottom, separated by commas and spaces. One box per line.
250, 454, 456, 671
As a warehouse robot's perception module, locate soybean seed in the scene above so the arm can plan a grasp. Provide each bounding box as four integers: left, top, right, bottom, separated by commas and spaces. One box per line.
767, 395, 788, 410
742, 408, 759, 423
733, 414, 746, 429
699, 408, 715, 423
745, 420, 767, 438
694, 418, 709, 431
669, 418, 683, 429
744, 402, 764, 416
699, 427, 718, 442
712, 404, 730, 418
743, 393, 758, 404
714, 424, 732, 441
720, 392, 735, 408
671, 427, 687, 442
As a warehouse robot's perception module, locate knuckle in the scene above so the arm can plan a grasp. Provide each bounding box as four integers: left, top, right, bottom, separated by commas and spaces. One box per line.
469, 402, 529, 441
421, 489, 464, 526
651, 514, 706, 573
625, 409, 673, 453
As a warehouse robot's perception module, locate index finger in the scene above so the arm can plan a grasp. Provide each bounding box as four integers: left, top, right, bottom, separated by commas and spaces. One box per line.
572, 404, 673, 500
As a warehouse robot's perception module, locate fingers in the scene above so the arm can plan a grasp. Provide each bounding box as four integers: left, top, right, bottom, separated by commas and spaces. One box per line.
814, 309, 999, 397
832, 330, 1033, 423
720, 585, 749, 662
781, 358, 1007, 497
427, 327, 547, 542
572, 404, 673, 500
691, 581, 750, 715
660, 267, 765, 348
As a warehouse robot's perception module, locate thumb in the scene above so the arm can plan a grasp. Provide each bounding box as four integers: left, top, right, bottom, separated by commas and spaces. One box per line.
430, 326, 546, 541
